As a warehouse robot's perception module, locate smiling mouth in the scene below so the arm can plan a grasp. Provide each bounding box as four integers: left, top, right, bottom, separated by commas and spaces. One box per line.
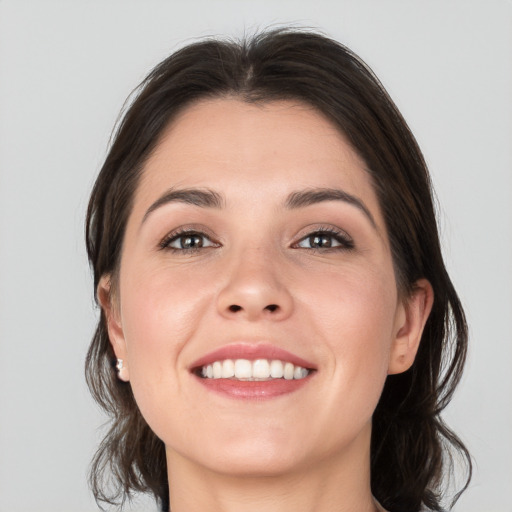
195, 358, 312, 381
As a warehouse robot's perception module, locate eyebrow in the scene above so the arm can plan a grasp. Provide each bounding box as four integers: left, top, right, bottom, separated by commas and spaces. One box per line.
142, 188, 224, 224
141, 186, 376, 229
285, 188, 377, 228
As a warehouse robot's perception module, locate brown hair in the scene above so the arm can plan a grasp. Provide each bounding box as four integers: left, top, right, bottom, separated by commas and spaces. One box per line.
86, 28, 471, 512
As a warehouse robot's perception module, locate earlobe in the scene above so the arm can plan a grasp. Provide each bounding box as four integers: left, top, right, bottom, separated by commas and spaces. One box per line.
388, 278, 434, 375
97, 275, 130, 382
115, 358, 130, 383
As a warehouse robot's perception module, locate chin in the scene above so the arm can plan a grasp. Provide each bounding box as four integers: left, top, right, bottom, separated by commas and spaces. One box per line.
204, 445, 307, 478
166, 426, 312, 478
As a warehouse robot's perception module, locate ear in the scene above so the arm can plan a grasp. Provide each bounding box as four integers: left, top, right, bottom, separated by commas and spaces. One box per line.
97, 275, 130, 382
388, 278, 434, 375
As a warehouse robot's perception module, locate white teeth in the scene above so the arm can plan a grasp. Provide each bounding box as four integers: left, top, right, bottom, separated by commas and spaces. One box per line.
212, 361, 222, 379
293, 365, 308, 379
221, 359, 235, 378
252, 359, 270, 379
200, 359, 310, 381
234, 359, 252, 379
283, 362, 294, 380
270, 359, 284, 378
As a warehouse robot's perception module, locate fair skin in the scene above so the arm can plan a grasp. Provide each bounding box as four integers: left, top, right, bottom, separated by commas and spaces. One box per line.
99, 98, 433, 512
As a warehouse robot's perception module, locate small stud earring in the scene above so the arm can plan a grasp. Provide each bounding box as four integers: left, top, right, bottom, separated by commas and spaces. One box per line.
115, 359, 129, 381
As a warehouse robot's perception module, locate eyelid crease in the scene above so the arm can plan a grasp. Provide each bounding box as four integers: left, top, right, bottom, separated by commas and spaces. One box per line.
294, 224, 353, 241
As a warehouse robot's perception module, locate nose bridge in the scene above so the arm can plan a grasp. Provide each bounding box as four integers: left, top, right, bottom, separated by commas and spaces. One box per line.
216, 242, 293, 321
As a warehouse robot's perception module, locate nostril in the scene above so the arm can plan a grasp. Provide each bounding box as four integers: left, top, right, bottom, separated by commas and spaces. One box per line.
226, 304, 280, 314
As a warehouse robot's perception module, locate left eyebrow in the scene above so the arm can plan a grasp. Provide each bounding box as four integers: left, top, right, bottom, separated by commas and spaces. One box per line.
285, 188, 377, 229
141, 187, 224, 225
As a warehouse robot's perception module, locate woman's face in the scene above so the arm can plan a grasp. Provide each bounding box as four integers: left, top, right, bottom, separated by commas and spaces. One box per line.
102, 98, 425, 477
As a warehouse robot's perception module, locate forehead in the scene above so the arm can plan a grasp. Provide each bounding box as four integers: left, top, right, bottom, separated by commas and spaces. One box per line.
133, 98, 383, 224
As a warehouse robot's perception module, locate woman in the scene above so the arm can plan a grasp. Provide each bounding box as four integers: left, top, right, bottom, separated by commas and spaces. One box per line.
85, 28, 471, 512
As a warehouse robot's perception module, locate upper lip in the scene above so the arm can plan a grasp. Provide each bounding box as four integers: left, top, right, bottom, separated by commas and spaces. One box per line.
189, 343, 317, 371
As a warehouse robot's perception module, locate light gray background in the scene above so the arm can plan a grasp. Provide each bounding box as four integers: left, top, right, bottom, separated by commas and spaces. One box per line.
0, 1, 511, 511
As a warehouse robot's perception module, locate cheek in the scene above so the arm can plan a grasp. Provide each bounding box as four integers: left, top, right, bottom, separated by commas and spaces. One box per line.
307, 260, 398, 345
342, 273, 397, 376
305, 265, 397, 409
116, 264, 218, 437
118, 262, 215, 380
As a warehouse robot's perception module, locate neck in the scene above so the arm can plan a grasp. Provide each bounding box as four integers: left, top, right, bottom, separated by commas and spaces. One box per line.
165, 425, 384, 512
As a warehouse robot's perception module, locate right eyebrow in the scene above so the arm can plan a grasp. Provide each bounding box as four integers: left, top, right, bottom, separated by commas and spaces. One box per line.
285, 187, 377, 229
141, 188, 224, 225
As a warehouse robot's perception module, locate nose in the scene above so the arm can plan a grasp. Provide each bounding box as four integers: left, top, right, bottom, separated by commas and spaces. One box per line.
216, 249, 294, 322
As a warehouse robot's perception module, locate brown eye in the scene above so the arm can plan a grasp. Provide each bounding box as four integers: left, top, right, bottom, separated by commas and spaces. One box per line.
296, 230, 354, 250
161, 231, 217, 251
308, 234, 334, 248
176, 234, 204, 249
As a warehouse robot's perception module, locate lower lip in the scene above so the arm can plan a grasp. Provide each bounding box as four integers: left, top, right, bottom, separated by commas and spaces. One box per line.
194, 375, 312, 399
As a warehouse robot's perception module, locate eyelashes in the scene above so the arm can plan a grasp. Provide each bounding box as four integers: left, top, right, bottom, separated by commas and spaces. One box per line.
158, 225, 354, 254
158, 227, 220, 252
293, 227, 354, 251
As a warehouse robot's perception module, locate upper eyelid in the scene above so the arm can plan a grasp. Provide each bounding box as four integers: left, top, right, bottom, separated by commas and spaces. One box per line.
159, 227, 219, 249
292, 226, 355, 250
293, 225, 353, 242
159, 225, 218, 240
